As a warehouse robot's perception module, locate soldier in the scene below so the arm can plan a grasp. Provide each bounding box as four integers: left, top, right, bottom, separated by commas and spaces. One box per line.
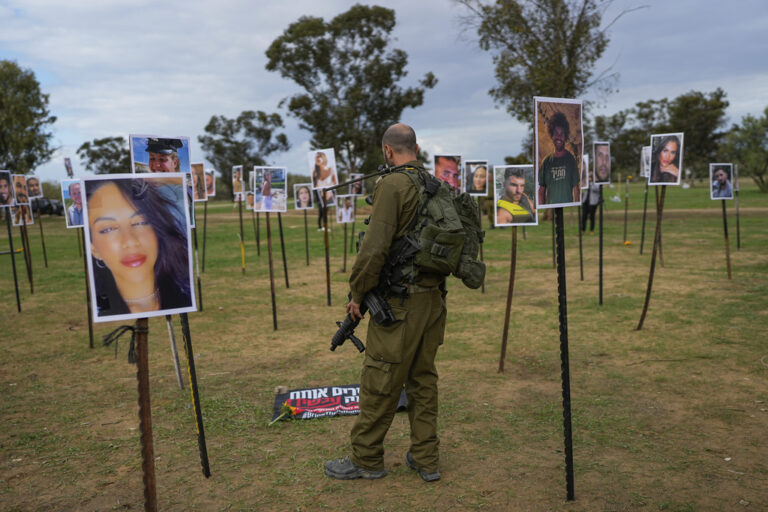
325, 123, 446, 483
146, 138, 183, 173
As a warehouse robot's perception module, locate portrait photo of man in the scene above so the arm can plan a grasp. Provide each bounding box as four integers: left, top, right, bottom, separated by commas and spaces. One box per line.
26, 176, 43, 199
12, 205, 34, 226
336, 195, 355, 223
493, 165, 537, 226
593, 142, 611, 185
12, 174, 29, 206
130, 135, 191, 175
232, 165, 244, 198
434, 155, 461, 190
581, 154, 589, 190
205, 170, 216, 197
191, 163, 207, 202
61, 179, 83, 228
348, 173, 364, 196
64, 157, 74, 178
710, 163, 733, 200
0, 171, 14, 207
535, 97, 582, 208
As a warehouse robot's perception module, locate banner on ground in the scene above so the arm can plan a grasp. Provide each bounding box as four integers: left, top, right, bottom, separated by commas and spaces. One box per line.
271, 384, 407, 422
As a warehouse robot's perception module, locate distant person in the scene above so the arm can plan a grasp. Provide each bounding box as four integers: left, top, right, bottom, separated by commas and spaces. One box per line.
434, 155, 460, 189
0, 173, 13, 206
468, 165, 488, 194
712, 166, 732, 198
496, 168, 535, 224
26, 176, 42, 198
313, 152, 337, 188
581, 182, 600, 233
146, 138, 183, 173
67, 182, 84, 226
538, 112, 579, 205
650, 135, 681, 183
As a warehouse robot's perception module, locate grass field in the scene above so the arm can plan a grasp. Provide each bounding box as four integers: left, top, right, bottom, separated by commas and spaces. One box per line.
1, 183, 766, 511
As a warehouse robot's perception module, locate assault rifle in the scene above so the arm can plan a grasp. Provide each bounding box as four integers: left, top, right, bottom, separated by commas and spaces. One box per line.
330, 291, 397, 353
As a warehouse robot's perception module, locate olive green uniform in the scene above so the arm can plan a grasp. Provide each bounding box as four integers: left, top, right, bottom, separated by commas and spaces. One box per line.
349, 162, 446, 473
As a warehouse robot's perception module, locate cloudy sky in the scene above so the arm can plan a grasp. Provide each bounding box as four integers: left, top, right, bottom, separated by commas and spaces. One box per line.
2, 0, 767, 183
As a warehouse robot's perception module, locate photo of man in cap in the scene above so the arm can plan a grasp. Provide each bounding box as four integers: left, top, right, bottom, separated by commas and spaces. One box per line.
129, 134, 191, 174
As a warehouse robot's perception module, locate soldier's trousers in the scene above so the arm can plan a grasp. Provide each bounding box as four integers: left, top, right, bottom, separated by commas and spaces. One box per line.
350, 288, 446, 473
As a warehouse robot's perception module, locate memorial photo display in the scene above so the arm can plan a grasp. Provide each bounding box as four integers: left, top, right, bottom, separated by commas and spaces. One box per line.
129, 134, 191, 174
465, 160, 489, 196
710, 163, 734, 200
493, 165, 538, 227
294, 183, 314, 210
253, 167, 288, 212
649, 133, 684, 186
309, 148, 338, 190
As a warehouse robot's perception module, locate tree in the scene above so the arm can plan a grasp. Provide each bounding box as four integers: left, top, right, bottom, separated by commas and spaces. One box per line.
0, 60, 57, 173
265, 4, 437, 178
722, 107, 768, 193
459, 0, 633, 128
77, 136, 131, 174
198, 110, 290, 197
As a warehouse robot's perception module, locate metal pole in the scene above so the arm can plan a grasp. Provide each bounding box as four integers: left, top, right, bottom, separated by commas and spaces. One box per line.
5, 213, 21, 312
735, 189, 741, 250
655, 187, 664, 268
304, 210, 309, 266
238, 200, 245, 274
134, 318, 158, 512
323, 198, 331, 306
179, 313, 211, 478
599, 186, 604, 305
192, 227, 203, 311
36, 209, 48, 268
342, 223, 348, 273
721, 201, 732, 280
81, 230, 94, 349
201, 202, 207, 272
277, 213, 289, 288
637, 186, 667, 330
20, 217, 33, 294
622, 177, 629, 243
554, 208, 575, 501
256, 212, 261, 256
478, 204, 486, 293
165, 315, 185, 390
266, 213, 278, 330
76, 226, 83, 257
551, 213, 556, 269
498, 227, 517, 373
577, 204, 583, 281
639, 181, 649, 254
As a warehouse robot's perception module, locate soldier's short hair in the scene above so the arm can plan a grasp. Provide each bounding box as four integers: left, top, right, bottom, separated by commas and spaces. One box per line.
504, 168, 525, 181
382, 124, 417, 154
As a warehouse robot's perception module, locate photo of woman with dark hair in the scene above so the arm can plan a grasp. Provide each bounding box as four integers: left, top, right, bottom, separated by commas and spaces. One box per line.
294, 184, 313, 210
466, 162, 488, 195
0, 172, 13, 207
650, 134, 684, 185
84, 175, 195, 320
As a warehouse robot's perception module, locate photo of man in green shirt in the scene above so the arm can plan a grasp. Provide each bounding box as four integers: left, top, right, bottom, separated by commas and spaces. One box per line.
535, 100, 582, 208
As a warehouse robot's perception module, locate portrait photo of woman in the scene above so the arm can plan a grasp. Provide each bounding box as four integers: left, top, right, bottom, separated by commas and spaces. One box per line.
0, 171, 13, 207
191, 163, 207, 201
309, 149, 338, 189
465, 161, 489, 195
294, 183, 313, 210
649, 133, 684, 186
83, 174, 196, 322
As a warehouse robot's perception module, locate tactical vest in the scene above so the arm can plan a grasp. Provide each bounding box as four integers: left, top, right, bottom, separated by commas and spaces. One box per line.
382, 166, 486, 290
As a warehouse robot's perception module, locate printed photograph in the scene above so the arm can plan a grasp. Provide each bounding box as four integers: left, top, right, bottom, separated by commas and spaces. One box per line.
0, 171, 13, 207
205, 170, 216, 197
12, 174, 29, 206
434, 154, 462, 191
593, 142, 611, 185
184, 173, 196, 229
581, 154, 589, 190
26, 176, 43, 199
534, 96, 583, 208
710, 163, 734, 200
493, 165, 538, 227
640, 146, 651, 179
336, 195, 355, 223
232, 165, 244, 199
649, 133, 684, 186
294, 183, 314, 210
309, 149, 338, 189
64, 157, 74, 178
82, 173, 196, 322
129, 134, 191, 174
253, 167, 287, 212
12, 205, 34, 226
61, 179, 84, 228
191, 162, 207, 202
320, 188, 336, 208
348, 173, 364, 196
465, 160, 489, 196
246, 191, 255, 211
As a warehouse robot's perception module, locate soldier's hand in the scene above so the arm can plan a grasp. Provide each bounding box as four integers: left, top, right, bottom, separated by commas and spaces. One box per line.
346, 300, 364, 321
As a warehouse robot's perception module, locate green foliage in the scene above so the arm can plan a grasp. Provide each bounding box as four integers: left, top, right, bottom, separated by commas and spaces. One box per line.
722, 107, 768, 192
0, 60, 57, 173
76, 136, 131, 174
265, 4, 436, 178
461, 0, 618, 127
198, 110, 290, 198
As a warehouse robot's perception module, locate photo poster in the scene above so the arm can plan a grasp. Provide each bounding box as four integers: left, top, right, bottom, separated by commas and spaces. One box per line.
640, 145, 651, 179
710, 163, 734, 200
253, 166, 288, 212
185, 172, 196, 228
434, 154, 462, 191
533, 96, 583, 209
580, 154, 589, 190
309, 148, 338, 190
648, 133, 684, 186
320, 188, 337, 209
493, 165, 538, 227
465, 160, 489, 196
206, 170, 216, 197
12, 174, 29, 205
26, 176, 43, 199
191, 162, 207, 202
246, 191, 255, 211
129, 134, 191, 174
61, 179, 84, 228
12, 205, 34, 226
0, 170, 13, 207
64, 157, 74, 178
294, 183, 314, 210
348, 173, 364, 196
81, 173, 196, 323
336, 195, 356, 224
232, 165, 244, 202
592, 142, 611, 185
